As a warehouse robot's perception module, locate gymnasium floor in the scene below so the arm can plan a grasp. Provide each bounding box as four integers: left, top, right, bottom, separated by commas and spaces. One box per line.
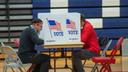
0, 56, 128, 72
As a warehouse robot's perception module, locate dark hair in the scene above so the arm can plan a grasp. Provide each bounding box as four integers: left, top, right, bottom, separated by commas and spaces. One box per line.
81, 14, 86, 21
32, 19, 42, 24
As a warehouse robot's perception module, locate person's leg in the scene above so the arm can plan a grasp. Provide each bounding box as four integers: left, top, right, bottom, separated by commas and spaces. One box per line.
80, 49, 99, 58
72, 51, 85, 72
32, 64, 41, 72
72, 49, 99, 72
40, 59, 50, 72
30, 54, 50, 72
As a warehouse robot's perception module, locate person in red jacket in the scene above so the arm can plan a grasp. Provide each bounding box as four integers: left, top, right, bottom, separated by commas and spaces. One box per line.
72, 14, 100, 72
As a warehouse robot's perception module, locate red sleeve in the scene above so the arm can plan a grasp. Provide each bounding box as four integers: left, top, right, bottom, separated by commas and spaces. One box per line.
81, 21, 92, 43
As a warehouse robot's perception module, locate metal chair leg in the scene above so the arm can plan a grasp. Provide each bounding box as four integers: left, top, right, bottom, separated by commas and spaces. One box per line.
18, 67, 24, 72
91, 63, 99, 72
3, 66, 7, 72
11, 67, 15, 72
100, 63, 111, 72
82, 60, 86, 66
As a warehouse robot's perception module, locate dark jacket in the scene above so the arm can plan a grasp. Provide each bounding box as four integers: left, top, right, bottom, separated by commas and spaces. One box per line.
18, 26, 44, 63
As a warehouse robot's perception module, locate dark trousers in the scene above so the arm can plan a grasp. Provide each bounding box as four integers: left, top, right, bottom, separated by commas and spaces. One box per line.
72, 49, 99, 72
19, 53, 50, 72
30, 54, 50, 72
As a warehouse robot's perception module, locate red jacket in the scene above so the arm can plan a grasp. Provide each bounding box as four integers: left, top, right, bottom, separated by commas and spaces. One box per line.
81, 20, 100, 54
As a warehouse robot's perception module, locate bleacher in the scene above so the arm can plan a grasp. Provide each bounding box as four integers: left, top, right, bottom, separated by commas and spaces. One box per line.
0, 0, 32, 42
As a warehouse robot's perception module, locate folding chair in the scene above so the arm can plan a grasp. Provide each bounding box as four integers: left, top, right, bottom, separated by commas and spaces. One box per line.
0, 42, 27, 72
91, 39, 112, 72
13, 40, 35, 72
82, 38, 112, 69
92, 37, 124, 72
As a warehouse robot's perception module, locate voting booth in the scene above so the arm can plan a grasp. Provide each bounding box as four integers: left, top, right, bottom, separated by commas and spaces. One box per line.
38, 13, 81, 45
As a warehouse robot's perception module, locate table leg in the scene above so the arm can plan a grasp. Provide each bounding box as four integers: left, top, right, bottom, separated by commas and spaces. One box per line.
49, 49, 53, 69
64, 49, 69, 68
53, 50, 56, 72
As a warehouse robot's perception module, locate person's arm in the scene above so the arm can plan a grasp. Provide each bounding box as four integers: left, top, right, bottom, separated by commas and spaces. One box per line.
30, 29, 44, 45
81, 22, 92, 43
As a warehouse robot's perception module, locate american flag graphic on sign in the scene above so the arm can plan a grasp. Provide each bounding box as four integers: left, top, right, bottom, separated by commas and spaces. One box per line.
47, 19, 61, 31
66, 19, 76, 29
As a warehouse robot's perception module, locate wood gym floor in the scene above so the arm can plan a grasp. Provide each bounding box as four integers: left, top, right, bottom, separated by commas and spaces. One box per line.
0, 54, 128, 72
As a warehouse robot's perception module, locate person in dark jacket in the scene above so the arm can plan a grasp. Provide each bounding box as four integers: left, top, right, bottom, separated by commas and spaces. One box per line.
72, 15, 100, 72
18, 19, 50, 72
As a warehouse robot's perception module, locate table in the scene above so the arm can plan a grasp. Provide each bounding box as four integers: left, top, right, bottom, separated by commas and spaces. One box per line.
44, 43, 83, 48
44, 43, 84, 72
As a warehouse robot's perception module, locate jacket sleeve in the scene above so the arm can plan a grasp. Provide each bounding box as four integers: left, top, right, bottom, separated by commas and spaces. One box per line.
81, 22, 92, 43
30, 29, 44, 45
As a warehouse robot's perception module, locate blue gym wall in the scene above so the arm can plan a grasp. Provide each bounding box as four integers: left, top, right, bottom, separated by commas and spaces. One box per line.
32, 0, 128, 49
